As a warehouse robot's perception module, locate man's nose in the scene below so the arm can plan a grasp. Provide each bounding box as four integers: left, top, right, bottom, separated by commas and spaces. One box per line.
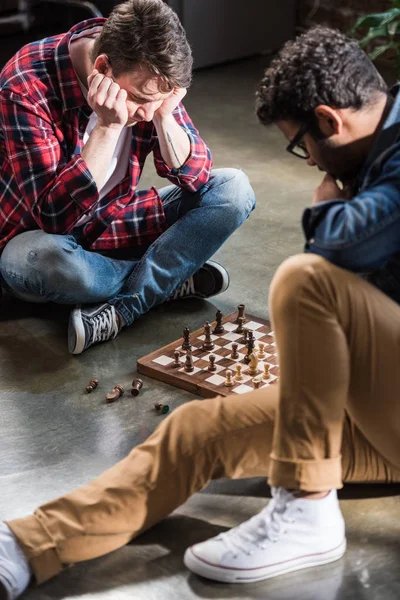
137, 105, 155, 122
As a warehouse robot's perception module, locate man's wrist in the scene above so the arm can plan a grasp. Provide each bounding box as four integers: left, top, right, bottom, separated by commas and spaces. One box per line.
153, 113, 175, 129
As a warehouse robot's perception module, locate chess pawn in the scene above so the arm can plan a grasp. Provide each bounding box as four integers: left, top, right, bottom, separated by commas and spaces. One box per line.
184, 351, 194, 373
224, 369, 234, 387
252, 377, 262, 389
235, 316, 245, 334
257, 343, 266, 359
234, 364, 243, 381
154, 402, 170, 414
202, 321, 215, 351
247, 352, 259, 376
173, 349, 181, 367
244, 331, 256, 364
230, 343, 239, 360
263, 363, 270, 380
208, 354, 217, 372
213, 309, 225, 334
182, 327, 191, 351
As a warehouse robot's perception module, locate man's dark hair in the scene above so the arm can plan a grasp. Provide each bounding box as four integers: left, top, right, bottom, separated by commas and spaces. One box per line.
256, 26, 388, 126
91, 0, 192, 91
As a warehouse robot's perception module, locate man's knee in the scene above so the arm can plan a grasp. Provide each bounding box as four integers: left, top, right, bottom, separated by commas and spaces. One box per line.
1, 231, 77, 297
208, 168, 256, 216
269, 253, 335, 317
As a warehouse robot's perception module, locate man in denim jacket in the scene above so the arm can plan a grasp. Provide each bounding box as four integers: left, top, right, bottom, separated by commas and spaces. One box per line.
1, 26, 400, 599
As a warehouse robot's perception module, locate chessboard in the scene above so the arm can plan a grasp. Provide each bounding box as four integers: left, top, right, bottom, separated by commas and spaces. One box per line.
137, 310, 279, 398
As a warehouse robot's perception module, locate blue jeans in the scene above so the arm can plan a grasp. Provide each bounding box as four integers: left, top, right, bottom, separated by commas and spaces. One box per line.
0, 169, 255, 325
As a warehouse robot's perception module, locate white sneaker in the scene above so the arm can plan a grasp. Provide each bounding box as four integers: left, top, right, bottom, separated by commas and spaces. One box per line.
0, 523, 31, 599
184, 488, 346, 583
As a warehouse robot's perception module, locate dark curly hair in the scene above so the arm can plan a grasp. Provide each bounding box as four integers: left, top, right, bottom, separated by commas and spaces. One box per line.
256, 26, 388, 126
91, 0, 192, 91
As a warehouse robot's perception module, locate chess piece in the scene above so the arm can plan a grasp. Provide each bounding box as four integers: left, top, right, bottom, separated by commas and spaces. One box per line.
208, 354, 217, 372
105, 384, 124, 403
252, 377, 262, 389
202, 321, 215, 351
257, 343, 266, 359
85, 378, 98, 393
154, 402, 169, 414
184, 351, 194, 373
247, 352, 259, 376
224, 369, 234, 387
240, 328, 249, 345
235, 316, 245, 334
263, 363, 270, 380
236, 303, 246, 323
213, 309, 225, 334
234, 364, 243, 381
173, 349, 181, 367
244, 331, 256, 364
131, 378, 143, 397
230, 343, 239, 359
182, 327, 191, 351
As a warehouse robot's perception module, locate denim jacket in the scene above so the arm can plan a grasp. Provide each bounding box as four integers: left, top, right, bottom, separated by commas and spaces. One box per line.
302, 84, 400, 303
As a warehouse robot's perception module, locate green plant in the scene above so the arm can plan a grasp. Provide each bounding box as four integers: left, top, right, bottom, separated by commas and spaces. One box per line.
353, 0, 400, 76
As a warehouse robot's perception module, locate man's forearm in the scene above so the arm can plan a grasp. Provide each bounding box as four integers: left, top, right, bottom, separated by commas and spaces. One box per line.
81, 124, 122, 190
153, 113, 191, 169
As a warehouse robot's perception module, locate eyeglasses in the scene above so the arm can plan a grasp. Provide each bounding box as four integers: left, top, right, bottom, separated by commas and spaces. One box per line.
286, 122, 310, 159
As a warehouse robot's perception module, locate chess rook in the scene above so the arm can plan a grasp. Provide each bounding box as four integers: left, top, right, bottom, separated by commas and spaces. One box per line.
230, 343, 239, 359
184, 351, 194, 373
202, 321, 215, 351
236, 303, 246, 323
182, 326, 192, 351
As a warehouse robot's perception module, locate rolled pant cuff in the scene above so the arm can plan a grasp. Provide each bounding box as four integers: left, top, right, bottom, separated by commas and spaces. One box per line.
6, 514, 63, 584
269, 454, 343, 491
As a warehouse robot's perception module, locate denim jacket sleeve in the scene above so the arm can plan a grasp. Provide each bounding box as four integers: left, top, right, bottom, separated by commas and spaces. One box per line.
302, 145, 400, 272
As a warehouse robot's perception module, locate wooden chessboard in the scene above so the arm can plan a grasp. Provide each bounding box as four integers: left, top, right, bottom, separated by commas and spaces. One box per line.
137, 311, 279, 398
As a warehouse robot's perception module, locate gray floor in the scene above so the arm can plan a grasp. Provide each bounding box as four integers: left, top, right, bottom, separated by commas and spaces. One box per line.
0, 56, 399, 600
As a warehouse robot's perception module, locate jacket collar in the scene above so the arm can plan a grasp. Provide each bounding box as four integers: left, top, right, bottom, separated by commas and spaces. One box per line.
54, 17, 106, 111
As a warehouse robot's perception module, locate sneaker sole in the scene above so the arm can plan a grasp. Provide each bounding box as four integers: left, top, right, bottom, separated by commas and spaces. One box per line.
206, 260, 230, 296
184, 539, 346, 583
68, 307, 86, 355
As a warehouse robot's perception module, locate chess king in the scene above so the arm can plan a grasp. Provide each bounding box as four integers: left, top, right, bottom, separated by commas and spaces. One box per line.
2, 24, 400, 600
0, 0, 256, 355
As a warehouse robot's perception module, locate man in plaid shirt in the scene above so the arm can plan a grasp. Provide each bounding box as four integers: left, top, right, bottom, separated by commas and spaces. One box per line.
0, 0, 255, 354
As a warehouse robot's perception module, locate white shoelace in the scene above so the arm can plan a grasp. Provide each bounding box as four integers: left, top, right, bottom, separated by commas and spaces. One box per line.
90, 306, 118, 344
171, 276, 196, 300
215, 488, 300, 557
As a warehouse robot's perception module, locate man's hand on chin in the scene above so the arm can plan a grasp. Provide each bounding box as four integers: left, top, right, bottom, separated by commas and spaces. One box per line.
313, 173, 351, 206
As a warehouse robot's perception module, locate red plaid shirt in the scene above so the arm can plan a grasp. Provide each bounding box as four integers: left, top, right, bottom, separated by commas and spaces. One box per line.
0, 19, 212, 251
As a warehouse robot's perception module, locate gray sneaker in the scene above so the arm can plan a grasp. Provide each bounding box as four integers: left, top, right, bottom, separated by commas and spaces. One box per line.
170, 260, 229, 301
68, 303, 119, 355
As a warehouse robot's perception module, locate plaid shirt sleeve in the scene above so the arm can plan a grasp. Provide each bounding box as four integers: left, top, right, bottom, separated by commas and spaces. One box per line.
0, 90, 99, 234
152, 102, 212, 192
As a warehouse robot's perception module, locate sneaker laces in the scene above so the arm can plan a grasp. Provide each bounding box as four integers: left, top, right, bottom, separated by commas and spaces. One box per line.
90, 306, 119, 345
170, 276, 196, 300
214, 488, 300, 557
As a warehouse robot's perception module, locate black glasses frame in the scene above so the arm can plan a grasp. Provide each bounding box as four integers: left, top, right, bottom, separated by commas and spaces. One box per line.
286, 122, 310, 159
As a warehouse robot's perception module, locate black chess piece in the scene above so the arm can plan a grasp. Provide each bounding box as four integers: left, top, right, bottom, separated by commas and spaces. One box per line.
208, 354, 217, 372
244, 331, 256, 364
231, 343, 239, 359
184, 351, 194, 372
236, 303, 246, 323
182, 326, 192, 351
235, 316, 245, 334
213, 309, 225, 334
202, 321, 215, 351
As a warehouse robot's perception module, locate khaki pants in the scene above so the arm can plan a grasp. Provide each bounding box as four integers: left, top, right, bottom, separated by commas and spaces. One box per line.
7, 254, 400, 584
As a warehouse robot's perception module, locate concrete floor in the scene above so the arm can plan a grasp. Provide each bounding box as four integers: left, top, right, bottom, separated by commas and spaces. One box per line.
0, 36, 399, 600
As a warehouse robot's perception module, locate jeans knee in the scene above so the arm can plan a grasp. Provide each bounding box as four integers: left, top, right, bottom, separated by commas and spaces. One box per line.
210, 168, 256, 220
269, 253, 331, 319
1, 231, 78, 297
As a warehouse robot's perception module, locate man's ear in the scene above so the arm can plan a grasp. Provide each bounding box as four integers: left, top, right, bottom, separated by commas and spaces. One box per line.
93, 54, 112, 76
314, 105, 343, 137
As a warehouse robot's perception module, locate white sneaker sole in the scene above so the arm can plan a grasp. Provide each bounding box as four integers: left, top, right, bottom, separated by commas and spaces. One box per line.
184, 539, 346, 583
68, 307, 85, 355
206, 260, 229, 295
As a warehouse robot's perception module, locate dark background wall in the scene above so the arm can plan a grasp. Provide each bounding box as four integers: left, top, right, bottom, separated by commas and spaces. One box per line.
297, 0, 393, 31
